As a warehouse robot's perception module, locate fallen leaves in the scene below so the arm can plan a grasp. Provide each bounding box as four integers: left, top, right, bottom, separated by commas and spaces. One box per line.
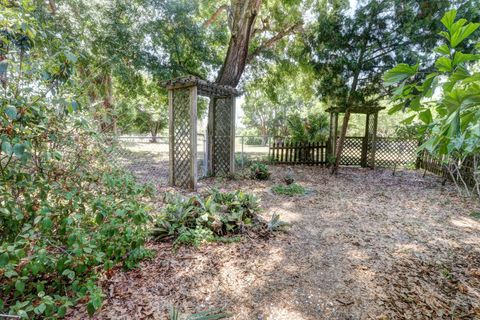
66, 166, 480, 320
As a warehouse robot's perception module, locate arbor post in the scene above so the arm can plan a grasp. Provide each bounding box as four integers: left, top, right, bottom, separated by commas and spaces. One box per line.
369, 112, 378, 168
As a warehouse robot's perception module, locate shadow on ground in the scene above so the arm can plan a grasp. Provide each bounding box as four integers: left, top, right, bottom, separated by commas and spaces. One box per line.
67, 166, 480, 320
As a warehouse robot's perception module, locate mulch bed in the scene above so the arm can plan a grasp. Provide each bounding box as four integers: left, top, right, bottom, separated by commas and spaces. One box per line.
67, 166, 480, 320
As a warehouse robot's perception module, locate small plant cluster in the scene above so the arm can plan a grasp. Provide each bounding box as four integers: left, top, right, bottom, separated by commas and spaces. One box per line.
152, 189, 266, 247
271, 169, 305, 196
250, 162, 271, 180
271, 183, 306, 196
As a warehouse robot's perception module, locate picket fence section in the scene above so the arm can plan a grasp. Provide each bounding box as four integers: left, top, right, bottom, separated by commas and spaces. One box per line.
269, 141, 328, 165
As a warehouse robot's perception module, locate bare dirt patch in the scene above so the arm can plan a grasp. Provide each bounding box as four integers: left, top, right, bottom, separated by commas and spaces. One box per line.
67, 166, 480, 320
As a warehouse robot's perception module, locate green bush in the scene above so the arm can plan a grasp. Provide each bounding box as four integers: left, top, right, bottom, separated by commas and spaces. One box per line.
151, 189, 262, 247
0, 4, 153, 318
244, 136, 264, 145
0, 165, 154, 318
271, 183, 306, 196
250, 163, 271, 180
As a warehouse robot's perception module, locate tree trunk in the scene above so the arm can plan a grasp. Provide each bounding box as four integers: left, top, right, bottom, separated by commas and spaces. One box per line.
100, 73, 116, 134
150, 122, 159, 143
215, 0, 262, 87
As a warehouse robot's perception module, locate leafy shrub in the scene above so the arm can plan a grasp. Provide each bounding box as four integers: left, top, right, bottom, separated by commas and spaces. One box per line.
0, 4, 153, 318
271, 183, 306, 196
286, 111, 329, 143
244, 136, 263, 145
151, 189, 262, 247
250, 162, 271, 180
384, 10, 480, 197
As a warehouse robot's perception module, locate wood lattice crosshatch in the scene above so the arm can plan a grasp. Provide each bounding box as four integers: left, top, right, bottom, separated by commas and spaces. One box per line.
170, 87, 196, 189
326, 106, 383, 168
165, 76, 239, 190
212, 97, 234, 175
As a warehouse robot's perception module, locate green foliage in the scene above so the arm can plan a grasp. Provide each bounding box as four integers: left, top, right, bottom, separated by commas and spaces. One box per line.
305, 0, 463, 110
385, 9, 480, 157
271, 183, 306, 196
286, 111, 329, 143
152, 190, 262, 247
250, 162, 271, 180
385, 10, 480, 196
0, 3, 153, 318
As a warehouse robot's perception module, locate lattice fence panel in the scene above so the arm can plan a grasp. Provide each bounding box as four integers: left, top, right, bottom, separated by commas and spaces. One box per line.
375, 138, 418, 168
213, 97, 232, 175
340, 137, 363, 166
366, 114, 376, 167
172, 88, 192, 188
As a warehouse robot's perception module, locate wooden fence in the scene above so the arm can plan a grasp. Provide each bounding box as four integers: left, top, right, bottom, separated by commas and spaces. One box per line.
270, 141, 328, 165
268, 138, 478, 188
269, 138, 419, 167
417, 151, 478, 187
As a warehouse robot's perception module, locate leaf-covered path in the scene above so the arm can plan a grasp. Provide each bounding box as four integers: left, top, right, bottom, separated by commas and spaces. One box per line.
68, 167, 480, 319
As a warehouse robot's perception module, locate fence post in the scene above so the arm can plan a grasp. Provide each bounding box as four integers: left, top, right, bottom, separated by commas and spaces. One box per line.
241, 136, 244, 169
415, 140, 422, 170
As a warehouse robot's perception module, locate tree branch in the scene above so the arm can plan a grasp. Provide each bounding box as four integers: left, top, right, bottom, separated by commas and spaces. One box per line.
246, 21, 303, 63
203, 5, 230, 28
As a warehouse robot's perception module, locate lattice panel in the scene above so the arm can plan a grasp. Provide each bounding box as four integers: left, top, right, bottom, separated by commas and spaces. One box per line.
366, 113, 376, 167
172, 88, 193, 188
213, 97, 232, 175
375, 138, 418, 168
340, 137, 363, 166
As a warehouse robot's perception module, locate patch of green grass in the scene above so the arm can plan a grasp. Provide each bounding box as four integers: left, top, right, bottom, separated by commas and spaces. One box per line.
271, 183, 306, 196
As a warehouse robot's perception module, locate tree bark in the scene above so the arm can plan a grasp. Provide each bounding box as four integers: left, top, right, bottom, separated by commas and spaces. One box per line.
100, 73, 116, 134
215, 0, 262, 87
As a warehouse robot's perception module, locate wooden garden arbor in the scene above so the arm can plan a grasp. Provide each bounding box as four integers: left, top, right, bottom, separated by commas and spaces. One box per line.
326, 106, 385, 168
164, 76, 240, 190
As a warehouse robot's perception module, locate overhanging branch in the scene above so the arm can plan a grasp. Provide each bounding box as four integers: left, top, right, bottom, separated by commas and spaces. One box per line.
246, 21, 303, 63
203, 5, 230, 28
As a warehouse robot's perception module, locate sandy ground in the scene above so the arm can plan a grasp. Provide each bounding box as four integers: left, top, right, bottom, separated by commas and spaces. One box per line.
67, 166, 480, 320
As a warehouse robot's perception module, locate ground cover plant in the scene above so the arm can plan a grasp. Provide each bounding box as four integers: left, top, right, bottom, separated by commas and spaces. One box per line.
250, 163, 271, 180
271, 183, 306, 196
151, 189, 278, 247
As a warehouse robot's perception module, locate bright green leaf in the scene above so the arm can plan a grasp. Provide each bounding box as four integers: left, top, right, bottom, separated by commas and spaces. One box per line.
453, 52, 480, 66
441, 10, 457, 32
401, 114, 416, 125
383, 63, 418, 85
419, 109, 433, 124
434, 44, 450, 55
451, 22, 480, 48
435, 57, 452, 72
388, 103, 404, 115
